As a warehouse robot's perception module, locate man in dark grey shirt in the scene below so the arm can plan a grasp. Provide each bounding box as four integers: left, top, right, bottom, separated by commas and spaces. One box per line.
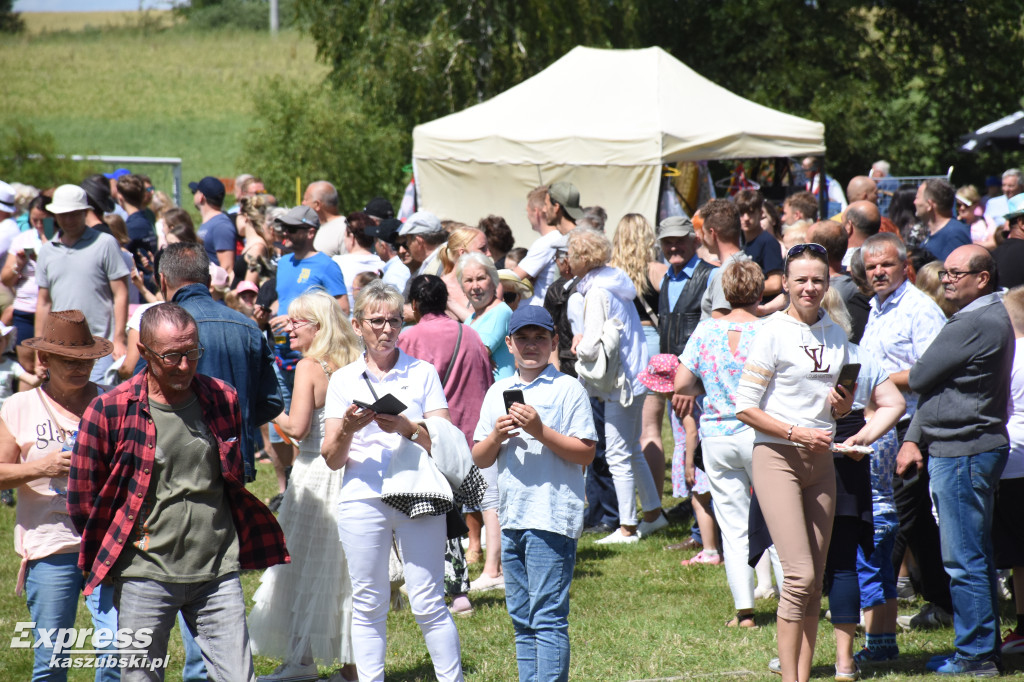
897, 244, 1014, 677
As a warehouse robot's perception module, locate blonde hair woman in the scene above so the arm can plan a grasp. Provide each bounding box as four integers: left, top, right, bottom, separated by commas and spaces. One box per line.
249, 288, 361, 682
439, 226, 490, 321
610, 213, 669, 496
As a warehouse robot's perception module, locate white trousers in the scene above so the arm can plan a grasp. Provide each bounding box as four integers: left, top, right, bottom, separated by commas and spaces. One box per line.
604, 398, 661, 524
336, 497, 464, 682
702, 430, 757, 611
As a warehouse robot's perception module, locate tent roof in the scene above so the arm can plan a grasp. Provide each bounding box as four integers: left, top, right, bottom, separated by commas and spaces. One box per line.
413, 46, 825, 166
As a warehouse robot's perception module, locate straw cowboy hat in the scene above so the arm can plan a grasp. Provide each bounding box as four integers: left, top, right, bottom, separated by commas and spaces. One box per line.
21, 310, 113, 359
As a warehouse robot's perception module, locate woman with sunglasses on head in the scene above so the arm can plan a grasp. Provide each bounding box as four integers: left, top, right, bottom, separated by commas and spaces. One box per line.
734, 243, 855, 682
0, 310, 120, 682
250, 288, 361, 682
321, 279, 464, 682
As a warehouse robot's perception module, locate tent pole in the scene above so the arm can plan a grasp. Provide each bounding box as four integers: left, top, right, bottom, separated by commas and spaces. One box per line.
817, 154, 828, 220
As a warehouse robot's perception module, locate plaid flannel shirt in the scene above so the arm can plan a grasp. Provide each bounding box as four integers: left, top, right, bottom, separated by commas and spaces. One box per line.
67, 370, 289, 595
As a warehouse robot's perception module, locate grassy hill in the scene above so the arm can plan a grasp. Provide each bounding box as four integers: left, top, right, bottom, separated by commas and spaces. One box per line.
1, 12, 326, 196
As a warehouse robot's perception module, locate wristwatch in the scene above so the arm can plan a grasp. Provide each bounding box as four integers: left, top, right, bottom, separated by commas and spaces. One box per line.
409, 425, 420, 441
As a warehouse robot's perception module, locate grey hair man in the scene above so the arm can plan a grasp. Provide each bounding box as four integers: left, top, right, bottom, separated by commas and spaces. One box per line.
305, 180, 349, 257
983, 168, 1023, 228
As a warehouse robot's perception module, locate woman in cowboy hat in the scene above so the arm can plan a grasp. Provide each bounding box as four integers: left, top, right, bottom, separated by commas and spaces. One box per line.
0, 309, 119, 682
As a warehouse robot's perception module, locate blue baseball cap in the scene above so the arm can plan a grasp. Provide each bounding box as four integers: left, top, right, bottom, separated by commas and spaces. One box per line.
508, 305, 554, 335
103, 168, 131, 180
188, 176, 226, 205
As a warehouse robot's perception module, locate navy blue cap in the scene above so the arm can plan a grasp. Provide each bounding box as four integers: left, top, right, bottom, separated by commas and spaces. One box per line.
188, 176, 226, 205
508, 305, 554, 335
366, 218, 402, 244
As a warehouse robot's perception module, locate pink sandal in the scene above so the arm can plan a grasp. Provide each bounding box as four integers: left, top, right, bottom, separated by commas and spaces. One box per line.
680, 549, 723, 566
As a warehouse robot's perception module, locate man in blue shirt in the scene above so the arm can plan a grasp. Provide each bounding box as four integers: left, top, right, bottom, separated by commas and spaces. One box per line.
191, 176, 237, 272
915, 178, 971, 262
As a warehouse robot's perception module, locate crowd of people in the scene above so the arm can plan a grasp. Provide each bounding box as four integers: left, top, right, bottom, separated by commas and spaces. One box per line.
0, 158, 1022, 682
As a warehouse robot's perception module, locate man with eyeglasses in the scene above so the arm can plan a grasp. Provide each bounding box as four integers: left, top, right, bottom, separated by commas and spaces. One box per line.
896, 245, 1014, 677
69, 303, 289, 682
859, 231, 953, 631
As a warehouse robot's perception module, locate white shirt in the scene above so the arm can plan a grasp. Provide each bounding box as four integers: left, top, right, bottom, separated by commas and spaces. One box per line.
859, 280, 947, 417
517, 230, 567, 306
0, 217, 21, 271
1005, 337, 1024, 480
333, 252, 386, 313
9, 230, 42, 313
983, 194, 1010, 228
734, 310, 849, 445
324, 351, 447, 500
313, 215, 349, 257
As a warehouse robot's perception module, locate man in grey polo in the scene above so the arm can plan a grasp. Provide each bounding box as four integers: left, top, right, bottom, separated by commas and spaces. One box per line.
36, 185, 129, 382
896, 244, 1014, 677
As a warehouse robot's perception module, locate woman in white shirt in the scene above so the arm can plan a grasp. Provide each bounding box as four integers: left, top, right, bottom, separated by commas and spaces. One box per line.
734, 244, 853, 682
321, 280, 463, 682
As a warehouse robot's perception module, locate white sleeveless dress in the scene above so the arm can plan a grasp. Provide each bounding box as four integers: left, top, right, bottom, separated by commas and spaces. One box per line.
249, 404, 354, 665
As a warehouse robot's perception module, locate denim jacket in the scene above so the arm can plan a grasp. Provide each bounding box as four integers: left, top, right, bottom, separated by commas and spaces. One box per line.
172, 284, 283, 481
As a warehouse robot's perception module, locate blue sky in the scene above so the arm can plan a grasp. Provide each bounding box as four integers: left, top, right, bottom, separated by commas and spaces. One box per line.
14, 0, 170, 11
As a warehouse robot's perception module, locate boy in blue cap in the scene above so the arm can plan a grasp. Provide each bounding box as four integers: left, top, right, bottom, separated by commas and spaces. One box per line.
472, 305, 596, 682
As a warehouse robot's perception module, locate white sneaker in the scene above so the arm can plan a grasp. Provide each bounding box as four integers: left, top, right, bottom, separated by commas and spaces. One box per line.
594, 529, 639, 545
637, 513, 669, 538
257, 662, 319, 682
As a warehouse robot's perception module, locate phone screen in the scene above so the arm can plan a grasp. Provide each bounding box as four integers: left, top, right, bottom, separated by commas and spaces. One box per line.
502, 389, 525, 414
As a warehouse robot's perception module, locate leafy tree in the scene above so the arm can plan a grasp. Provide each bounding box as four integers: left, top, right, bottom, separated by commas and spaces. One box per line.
239, 78, 406, 210
0, 0, 24, 34
280, 0, 1023, 199
0, 123, 97, 188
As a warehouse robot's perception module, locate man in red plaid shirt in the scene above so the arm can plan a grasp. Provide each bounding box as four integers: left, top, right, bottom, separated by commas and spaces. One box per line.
69, 303, 288, 681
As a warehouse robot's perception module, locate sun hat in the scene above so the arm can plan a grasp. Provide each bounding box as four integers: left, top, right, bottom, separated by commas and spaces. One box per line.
657, 216, 696, 240
638, 354, 681, 394
235, 280, 259, 296
548, 182, 584, 221
21, 310, 113, 359
398, 211, 443, 237
498, 269, 534, 299
1004, 194, 1024, 222
0, 181, 15, 213
46, 185, 92, 215
508, 305, 554, 335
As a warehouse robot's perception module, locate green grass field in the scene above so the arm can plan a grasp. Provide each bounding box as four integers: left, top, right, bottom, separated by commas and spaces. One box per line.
1, 12, 326, 197
0, 453, 1021, 680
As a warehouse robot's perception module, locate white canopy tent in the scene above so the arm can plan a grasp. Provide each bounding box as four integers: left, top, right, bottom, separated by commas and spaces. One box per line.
412, 45, 825, 244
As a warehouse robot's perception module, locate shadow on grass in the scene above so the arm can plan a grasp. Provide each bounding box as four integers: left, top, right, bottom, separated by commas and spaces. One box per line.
385, 659, 447, 681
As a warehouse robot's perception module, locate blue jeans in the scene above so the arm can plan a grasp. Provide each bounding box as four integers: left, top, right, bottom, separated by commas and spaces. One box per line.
113, 573, 254, 682
24, 552, 120, 682
929, 449, 1008, 663
856, 511, 899, 608
178, 612, 207, 681
502, 529, 576, 682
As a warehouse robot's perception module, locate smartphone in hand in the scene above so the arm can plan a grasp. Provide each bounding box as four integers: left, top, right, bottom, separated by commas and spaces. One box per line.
835, 363, 861, 397
502, 389, 525, 414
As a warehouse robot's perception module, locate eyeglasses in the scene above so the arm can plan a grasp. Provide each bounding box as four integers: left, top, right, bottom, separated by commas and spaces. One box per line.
938, 269, 982, 282
286, 318, 317, 329
786, 243, 828, 260
142, 343, 204, 366
361, 316, 403, 331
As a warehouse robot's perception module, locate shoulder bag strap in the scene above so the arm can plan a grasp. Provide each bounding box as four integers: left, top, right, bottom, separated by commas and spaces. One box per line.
443, 324, 463, 385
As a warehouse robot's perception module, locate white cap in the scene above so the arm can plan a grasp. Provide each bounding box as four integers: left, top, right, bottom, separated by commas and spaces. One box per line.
46, 185, 91, 214
0, 181, 14, 213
